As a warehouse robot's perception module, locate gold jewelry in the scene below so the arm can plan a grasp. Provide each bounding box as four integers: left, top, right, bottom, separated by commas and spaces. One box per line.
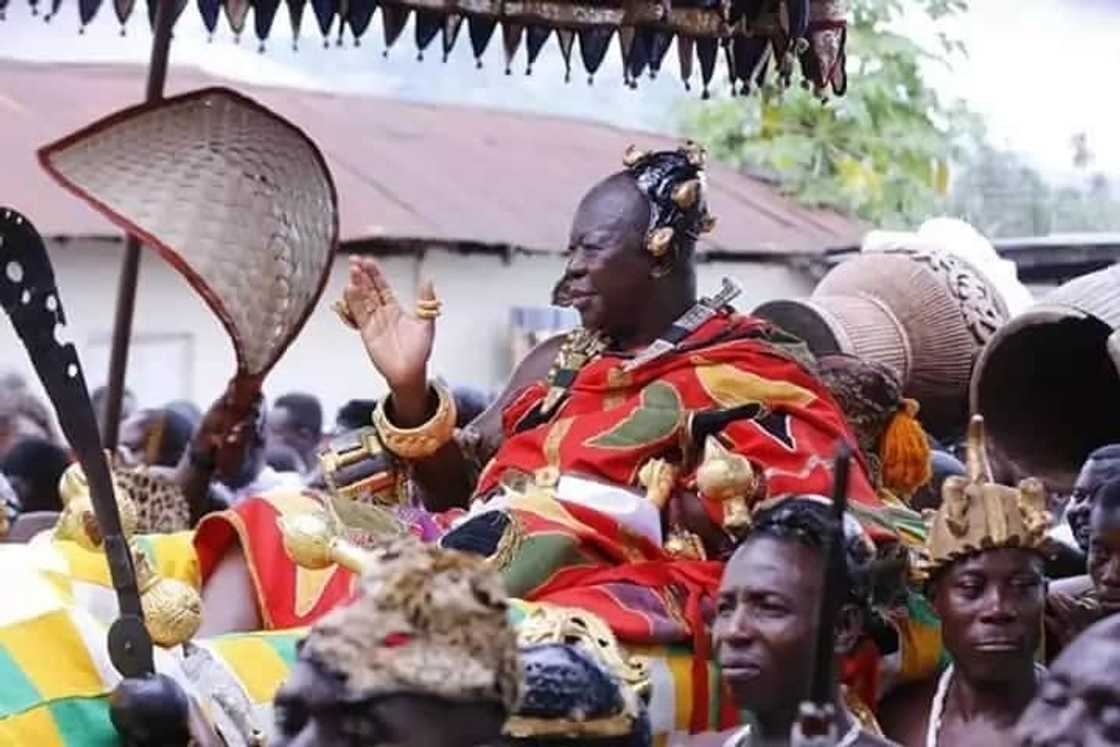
696, 436, 758, 535
373, 381, 458, 460
332, 297, 359, 330
415, 297, 442, 320
664, 525, 707, 560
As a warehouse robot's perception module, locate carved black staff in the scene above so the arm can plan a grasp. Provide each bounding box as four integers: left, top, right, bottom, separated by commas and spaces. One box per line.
794, 443, 852, 746
0, 207, 153, 678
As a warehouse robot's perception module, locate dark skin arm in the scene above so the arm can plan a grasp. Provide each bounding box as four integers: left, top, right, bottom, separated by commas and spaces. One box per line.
405, 335, 563, 511
175, 385, 262, 524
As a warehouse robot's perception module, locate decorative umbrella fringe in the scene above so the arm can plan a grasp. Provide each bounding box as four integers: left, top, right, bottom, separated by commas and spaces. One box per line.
13, 0, 849, 97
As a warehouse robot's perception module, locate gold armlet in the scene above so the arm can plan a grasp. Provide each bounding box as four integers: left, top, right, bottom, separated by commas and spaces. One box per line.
372, 381, 458, 460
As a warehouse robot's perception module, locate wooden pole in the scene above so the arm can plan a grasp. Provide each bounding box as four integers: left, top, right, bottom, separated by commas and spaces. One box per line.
100, 0, 176, 449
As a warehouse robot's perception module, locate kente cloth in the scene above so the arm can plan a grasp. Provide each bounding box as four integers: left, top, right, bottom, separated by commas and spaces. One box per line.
476, 312, 883, 531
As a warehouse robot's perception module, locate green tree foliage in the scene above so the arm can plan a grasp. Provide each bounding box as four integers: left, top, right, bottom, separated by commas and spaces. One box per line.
681, 0, 978, 228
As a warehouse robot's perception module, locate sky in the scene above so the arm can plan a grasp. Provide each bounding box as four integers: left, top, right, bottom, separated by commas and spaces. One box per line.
0, 0, 1117, 179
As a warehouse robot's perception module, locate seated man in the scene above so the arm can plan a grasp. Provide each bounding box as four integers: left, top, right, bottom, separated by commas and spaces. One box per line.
194, 144, 889, 643
715, 497, 896, 747
1014, 615, 1120, 747
879, 417, 1051, 747
1046, 476, 1120, 655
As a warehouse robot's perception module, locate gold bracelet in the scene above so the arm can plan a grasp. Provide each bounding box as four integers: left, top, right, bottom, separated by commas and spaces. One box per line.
373, 381, 458, 460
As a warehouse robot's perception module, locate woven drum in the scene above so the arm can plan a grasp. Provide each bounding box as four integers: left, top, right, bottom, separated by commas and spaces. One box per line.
39, 88, 338, 389
755, 249, 1008, 440
972, 265, 1120, 490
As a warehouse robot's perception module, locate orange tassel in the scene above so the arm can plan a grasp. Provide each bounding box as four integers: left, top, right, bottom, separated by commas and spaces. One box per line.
879, 399, 932, 498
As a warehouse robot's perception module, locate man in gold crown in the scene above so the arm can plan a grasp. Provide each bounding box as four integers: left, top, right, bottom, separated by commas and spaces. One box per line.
879, 416, 1052, 747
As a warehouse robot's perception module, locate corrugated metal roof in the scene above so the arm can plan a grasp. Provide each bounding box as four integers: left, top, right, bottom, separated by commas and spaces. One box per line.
0, 59, 863, 256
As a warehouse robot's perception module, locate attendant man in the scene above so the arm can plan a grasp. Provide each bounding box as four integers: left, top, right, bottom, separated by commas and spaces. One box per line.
1046, 476, 1120, 654
267, 392, 324, 473
879, 417, 1051, 746
1015, 615, 1120, 747
1065, 445, 1120, 552
714, 497, 896, 747
270, 538, 518, 747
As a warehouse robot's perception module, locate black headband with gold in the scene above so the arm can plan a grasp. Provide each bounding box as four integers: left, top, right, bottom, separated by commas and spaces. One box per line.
622, 142, 717, 260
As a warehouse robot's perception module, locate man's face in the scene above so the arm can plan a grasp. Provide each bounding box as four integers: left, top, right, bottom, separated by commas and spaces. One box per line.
551, 175, 656, 339
273, 660, 506, 747
267, 406, 318, 464
1068, 459, 1118, 551
1087, 505, 1120, 614
117, 410, 156, 468
1015, 622, 1120, 746
714, 536, 838, 716
932, 548, 1045, 686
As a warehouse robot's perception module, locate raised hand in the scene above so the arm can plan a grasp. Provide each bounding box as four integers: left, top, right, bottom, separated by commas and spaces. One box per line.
342, 257, 436, 393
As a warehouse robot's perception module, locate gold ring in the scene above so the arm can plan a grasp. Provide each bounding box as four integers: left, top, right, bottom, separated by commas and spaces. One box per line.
332, 298, 359, 330
416, 298, 442, 320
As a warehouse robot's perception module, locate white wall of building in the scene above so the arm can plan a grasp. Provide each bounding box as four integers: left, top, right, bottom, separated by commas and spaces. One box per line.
0, 239, 812, 430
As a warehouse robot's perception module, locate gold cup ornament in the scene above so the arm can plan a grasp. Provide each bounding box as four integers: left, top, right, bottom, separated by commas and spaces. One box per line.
695, 436, 757, 535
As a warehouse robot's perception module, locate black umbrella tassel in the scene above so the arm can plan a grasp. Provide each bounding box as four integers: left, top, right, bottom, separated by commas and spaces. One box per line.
783, 0, 809, 47
578, 26, 612, 84
628, 26, 653, 83
731, 0, 765, 24
78, 0, 104, 29
414, 9, 440, 60
696, 36, 717, 98
732, 35, 769, 95
677, 34, 695, 90
647, 29, 671, 78
440, 12, 462, 61
380, 4, 408, 55
556, 28, 574, 82
0, 0, 8, 21
114, 0, 134, 29
616, 25, 634, 85
285, 0, 305, 47
500, 21, 523, 75
524, 25, 549, 75
222, 0, 250, 39
310, 0, 335, 45
43, 0, 61, 23
345, 0, 374, 44
146, 0, 185, 31
467, 15, 497, 68
252, 0, 281, 49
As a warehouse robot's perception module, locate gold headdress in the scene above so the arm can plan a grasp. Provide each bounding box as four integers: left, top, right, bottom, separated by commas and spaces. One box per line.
919, 415, 1052, 579
623, 143, 717, 260
300, 538, 520, 710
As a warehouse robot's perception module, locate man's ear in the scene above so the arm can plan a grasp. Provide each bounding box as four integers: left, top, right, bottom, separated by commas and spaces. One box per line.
834, 603, 864, 656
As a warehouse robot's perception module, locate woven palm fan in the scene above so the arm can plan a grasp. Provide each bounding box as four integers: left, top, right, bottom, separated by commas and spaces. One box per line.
39, 87, 338, 469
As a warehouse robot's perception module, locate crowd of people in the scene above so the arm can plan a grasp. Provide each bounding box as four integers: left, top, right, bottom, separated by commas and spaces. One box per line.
0, 144, 1117, 747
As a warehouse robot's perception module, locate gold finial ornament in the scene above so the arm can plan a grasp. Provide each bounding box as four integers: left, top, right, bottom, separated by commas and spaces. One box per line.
920, 415, 1053, 579
647, 226, 675, 257
680, 140, 706, 167
278, 511, 374, 574
638, 458, 678, 511
671, 179, 702, 209
516, 604, 651, 700
54, 462, 139, 550
134, 547, 202, 647
696, 436, 757, 534
622, 145, 649, 167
